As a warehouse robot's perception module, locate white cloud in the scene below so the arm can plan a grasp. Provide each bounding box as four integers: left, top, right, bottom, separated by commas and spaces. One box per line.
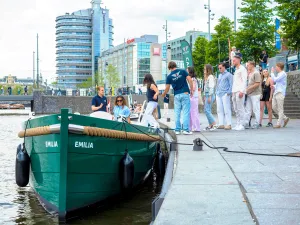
0, 0, 249, 80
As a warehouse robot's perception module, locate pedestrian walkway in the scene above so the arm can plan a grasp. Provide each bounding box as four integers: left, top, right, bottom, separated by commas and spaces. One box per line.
154, 110, 300, 225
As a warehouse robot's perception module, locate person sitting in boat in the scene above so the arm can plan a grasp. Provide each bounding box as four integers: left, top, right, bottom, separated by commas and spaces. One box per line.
91, 86, 108, 112
113, 95, 131, 123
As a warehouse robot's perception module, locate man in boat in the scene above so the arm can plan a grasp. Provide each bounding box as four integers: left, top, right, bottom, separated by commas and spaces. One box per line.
91, 86, 108, 112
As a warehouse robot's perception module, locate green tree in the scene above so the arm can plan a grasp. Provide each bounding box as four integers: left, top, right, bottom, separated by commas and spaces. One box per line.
106, 64, 120, 89
97, 70, 105, 87
235, 0, 276, 63
275, 0, 300, 51
77, 77, 92, 89
206, 16, 235, 69
12, 84, 23, 95
192, 36, 208, 78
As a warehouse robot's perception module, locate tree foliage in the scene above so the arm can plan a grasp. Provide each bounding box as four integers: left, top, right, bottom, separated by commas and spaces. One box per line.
12, 84, 23, 95
106, 64, 120, 89
77, 77, 92, 89
206, 16, 236, 68
97, 70, 105, 87
275, 0, 300, 51
192, 36, 208, 78
235, 0, 276, 63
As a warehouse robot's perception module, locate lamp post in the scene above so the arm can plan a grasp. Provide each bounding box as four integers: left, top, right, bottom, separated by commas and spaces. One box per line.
33, 51, 35, 86
204, 0, 215, 41
36, 33, 39, 89
162, 20, 171, 80
234, 0, 237, 32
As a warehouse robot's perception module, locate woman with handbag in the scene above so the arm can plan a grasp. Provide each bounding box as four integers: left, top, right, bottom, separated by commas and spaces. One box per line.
188, 66, 201, 132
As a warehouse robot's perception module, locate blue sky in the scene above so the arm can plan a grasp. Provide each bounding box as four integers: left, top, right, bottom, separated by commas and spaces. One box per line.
0, 0, 275, 81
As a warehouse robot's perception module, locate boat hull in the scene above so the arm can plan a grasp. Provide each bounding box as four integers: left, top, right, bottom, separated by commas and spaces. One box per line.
23, 110, 158, 221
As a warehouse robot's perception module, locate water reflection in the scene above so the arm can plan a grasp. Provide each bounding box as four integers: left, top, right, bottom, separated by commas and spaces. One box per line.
1, 115, 162, 225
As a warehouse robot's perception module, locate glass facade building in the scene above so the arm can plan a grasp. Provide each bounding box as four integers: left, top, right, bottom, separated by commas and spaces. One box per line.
56, 0, 113, 88
161, 30, 209, 61
98, 35, 161, 92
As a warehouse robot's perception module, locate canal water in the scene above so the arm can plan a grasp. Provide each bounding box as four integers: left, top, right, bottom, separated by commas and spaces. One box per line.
0, 114, 162, 225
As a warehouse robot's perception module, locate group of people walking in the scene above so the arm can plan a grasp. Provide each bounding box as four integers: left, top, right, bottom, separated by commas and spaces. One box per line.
90, 57, 289, 133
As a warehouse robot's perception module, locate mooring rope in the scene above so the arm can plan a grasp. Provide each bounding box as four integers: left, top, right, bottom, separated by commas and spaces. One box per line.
18, 125, 159, 142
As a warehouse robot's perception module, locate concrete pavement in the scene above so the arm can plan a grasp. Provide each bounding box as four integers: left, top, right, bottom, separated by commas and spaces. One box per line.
154, 110, 300, 225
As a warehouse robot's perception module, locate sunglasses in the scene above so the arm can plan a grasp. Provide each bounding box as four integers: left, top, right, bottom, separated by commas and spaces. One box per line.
117, 99, 123, 102
218, 67, 222, 69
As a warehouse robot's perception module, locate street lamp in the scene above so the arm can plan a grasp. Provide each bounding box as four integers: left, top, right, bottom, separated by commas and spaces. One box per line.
204, 0, 215, 41
162, 20, 171, 80
234, 0, 237, 32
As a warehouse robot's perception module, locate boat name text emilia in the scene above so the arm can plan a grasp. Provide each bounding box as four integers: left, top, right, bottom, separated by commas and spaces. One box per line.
45, 141, 94, 149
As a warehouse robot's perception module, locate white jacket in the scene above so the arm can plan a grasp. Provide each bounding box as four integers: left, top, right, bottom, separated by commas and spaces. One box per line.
232, 65, 247, 93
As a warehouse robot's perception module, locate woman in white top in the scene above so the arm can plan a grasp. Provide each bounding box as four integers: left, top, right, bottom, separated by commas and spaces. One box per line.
203, 64, 217, 131
187, 66, 201, 132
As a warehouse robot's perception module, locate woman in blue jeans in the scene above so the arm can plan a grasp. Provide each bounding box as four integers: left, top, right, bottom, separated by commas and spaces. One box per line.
203, 64, 217, 131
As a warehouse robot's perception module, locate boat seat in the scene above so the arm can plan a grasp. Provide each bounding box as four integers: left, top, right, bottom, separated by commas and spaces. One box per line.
90, 111, 113, 120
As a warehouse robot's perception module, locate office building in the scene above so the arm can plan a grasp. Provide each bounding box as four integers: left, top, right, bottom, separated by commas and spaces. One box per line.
162, 30, 209, 61
56, 0, 113, 88
98, 35, 163, 91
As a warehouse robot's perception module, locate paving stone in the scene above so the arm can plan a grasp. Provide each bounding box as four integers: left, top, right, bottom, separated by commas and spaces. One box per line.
255, 209, 300, 225
243, 182, 300, 194
234, 172, 283, 183
247, 193, 300, 209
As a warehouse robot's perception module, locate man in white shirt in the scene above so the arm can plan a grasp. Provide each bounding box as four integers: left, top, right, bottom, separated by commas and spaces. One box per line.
244, 61, 262, 129
232, 55, 248, 131
271, 62, 289, 128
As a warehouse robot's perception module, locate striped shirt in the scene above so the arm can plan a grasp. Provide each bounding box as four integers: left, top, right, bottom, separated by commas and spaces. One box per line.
216, 71, 233, 97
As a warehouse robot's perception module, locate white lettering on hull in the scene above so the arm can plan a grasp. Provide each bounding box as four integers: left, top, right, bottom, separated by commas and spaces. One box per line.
45, 141, 58, 148
75, 141, 94, 149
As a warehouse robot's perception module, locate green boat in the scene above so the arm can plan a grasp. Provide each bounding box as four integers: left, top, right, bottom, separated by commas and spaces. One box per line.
16, 108, 159, 221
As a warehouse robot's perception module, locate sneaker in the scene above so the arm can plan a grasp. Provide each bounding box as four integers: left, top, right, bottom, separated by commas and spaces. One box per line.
235, 125, 245, 131
244, 124, 251, 129
273, 125, 281, 129
232, 125, 238, 130
210, 125, 217, 131
203, 126, 211, 131
283, 117, 290, 127
266, 122, 273, 127
183, 131, 193, 135
175, 131, 181, 135
251, 124, 260, 129
217, 125, 225, 129
224, 125, 232, 130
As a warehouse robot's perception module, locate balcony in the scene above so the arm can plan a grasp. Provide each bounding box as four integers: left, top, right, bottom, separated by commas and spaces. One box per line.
56, 48, 92, 54
56, 62, 92, 67
56, 55, 92, 60
57, 75, 91, 80
56, 36, 92, 41
56, 15, 91, 22
56, 21, 91, 28
57, 68, 92, 73
56, 42, 92, 47
56, 28, 92, 35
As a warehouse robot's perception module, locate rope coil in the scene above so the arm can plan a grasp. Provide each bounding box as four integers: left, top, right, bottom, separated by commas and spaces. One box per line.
18, 125, 159, 142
